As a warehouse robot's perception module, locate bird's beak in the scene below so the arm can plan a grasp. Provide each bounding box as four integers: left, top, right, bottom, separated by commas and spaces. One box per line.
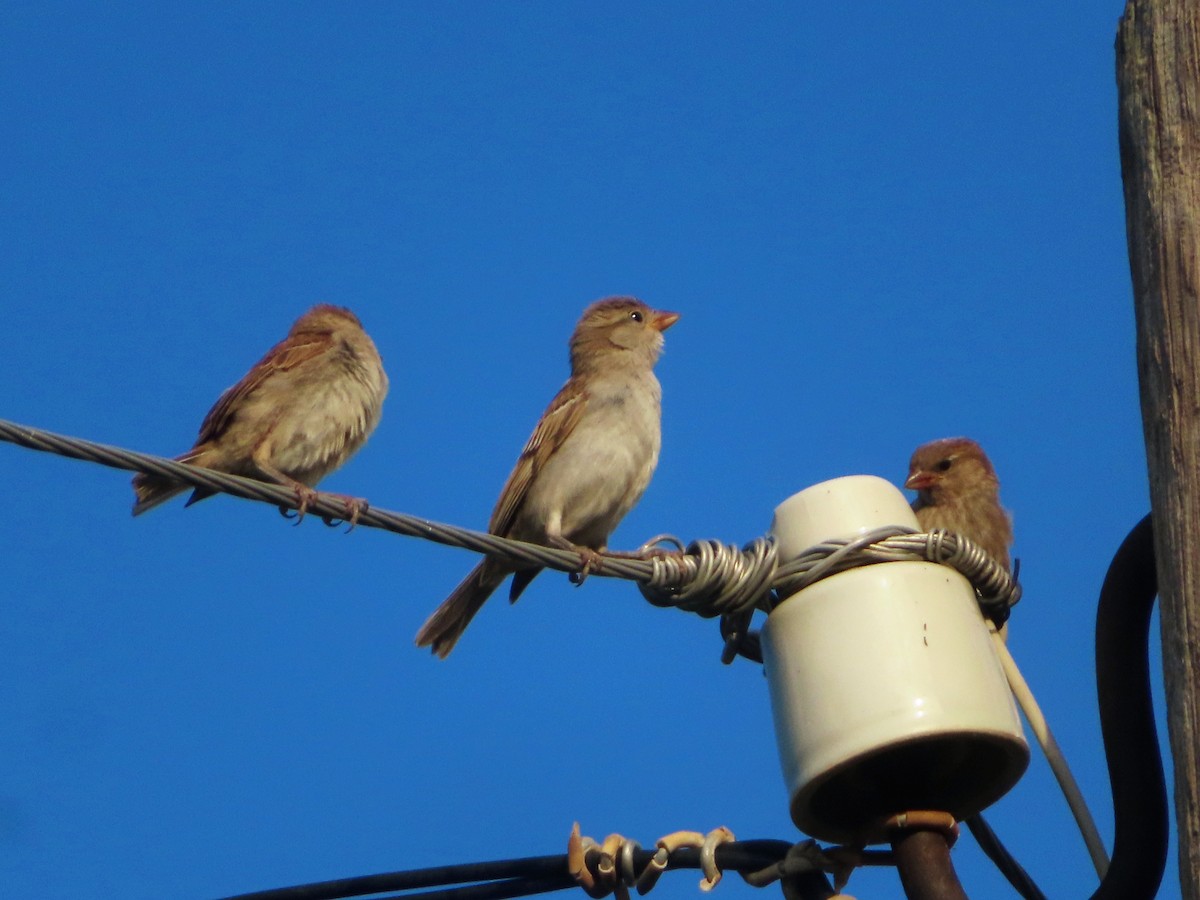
651, 310, 680, 332
904, 471, 934, 490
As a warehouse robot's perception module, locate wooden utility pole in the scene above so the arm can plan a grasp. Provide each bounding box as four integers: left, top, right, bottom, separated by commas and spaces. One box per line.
1117, 1, 1200, 896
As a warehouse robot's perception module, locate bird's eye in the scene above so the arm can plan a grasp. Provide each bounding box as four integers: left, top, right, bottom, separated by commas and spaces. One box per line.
936, 458, 953, 472
629, 310, 644, 322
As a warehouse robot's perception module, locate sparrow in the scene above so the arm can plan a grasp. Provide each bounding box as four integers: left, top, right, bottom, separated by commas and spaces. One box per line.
416, 296, 679, 658
131, 304, 388, 522
904, 437, 1013, 571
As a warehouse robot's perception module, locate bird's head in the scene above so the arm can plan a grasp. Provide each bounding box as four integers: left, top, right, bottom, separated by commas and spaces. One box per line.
569, 296, 679, 372
905, 436, 999, 504
290, 304, 365, 335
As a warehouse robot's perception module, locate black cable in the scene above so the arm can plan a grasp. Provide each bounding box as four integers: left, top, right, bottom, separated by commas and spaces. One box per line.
1090, 513, 1168, 900
356, 876, 572, 900
216, 842, 821, 900
216, 856, 568, 900
963, 814, 1045, 900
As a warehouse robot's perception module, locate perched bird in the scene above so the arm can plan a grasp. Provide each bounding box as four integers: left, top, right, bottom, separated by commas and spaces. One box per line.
904, 437, 1013, 571
416, 296, 679, 658
132, 304, 388, 522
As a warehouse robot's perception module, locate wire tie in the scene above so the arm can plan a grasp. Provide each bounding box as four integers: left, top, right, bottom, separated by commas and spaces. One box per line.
882, 810, 959, 847
568, 823, 602, 895
655, 830, 705, 853
600, 833, 625, 877
718, 611, 754, 665
698, 826, 735, 891
617, 839, 642, 885
633, 846, 669, 895
742, 839, 815, 887
824, 845, 867, 893
637, 534, 687, 555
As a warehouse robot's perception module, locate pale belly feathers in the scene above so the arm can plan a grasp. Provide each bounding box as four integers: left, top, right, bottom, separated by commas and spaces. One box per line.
515, 377, 661, 549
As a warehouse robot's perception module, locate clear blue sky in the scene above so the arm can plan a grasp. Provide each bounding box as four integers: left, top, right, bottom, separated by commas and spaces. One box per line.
1, 3, 1172, 898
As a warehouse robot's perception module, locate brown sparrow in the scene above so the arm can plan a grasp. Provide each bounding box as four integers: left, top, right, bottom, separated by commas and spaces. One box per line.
132, 304, 388, 522
905, 436, 1013, 570
416, 296, 679, 657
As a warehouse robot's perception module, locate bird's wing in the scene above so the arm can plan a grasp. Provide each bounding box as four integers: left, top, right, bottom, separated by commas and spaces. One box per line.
194, 331, 334, 444
488, 377, 588, 536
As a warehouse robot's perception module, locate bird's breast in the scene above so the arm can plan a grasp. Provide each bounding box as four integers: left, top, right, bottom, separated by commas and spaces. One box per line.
261, 350, 387, 484
517, 374, 662, 547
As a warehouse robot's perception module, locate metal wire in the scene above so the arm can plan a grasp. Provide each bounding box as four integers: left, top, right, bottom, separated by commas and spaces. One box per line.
992, 625, 1109, 878
771, 525, 1021, 622
637, 536, 778, 616
963, 815, 1047, 900
0, 416, 658, 576
0, 417, 1020, 625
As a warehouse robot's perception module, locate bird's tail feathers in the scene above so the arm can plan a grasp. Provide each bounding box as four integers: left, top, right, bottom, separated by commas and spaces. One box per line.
416, 561, 509, 658
508, 568, 541, 603
131, 446, 212, 516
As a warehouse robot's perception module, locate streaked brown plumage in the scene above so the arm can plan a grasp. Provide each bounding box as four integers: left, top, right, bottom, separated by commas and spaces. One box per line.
904, 436, 1012, 570
132, 304, 388, 519
416, 296, 679, 658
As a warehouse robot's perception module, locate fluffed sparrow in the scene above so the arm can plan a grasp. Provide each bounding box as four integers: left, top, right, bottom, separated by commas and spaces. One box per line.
905, 436, 1013, 571
416, 296, 679, 657
132, 304, 388, 521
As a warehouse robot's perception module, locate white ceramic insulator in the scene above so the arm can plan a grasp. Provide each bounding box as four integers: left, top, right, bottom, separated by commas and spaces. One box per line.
762, 476, 1029, 844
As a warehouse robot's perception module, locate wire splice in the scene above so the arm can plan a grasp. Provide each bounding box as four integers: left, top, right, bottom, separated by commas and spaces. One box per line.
881, 811, 959, 847
569, 825, 737, 896
636, 537, 777, 616
740, 839, 864, 897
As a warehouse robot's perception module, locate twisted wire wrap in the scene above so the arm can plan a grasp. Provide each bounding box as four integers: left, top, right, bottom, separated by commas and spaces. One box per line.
771, 525, 1021, 621
0, 417, 1020, 629
637, 537, 778, 616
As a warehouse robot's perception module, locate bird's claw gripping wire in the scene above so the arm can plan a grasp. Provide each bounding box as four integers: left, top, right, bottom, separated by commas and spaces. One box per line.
570, 538, 687, 587
568, 824, 735, 896
566, 547, 606, 586
320, 494, 369, 532
278, 488, 367, 532
277, 484, 320, 525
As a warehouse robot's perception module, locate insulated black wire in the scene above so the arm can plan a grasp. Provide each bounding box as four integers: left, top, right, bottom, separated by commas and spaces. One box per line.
217, 856, 569, 900
1090, 514, 1168, 900
215, 842, 839, 900
357, 876, 571, 900
963, 814, 1045, 900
